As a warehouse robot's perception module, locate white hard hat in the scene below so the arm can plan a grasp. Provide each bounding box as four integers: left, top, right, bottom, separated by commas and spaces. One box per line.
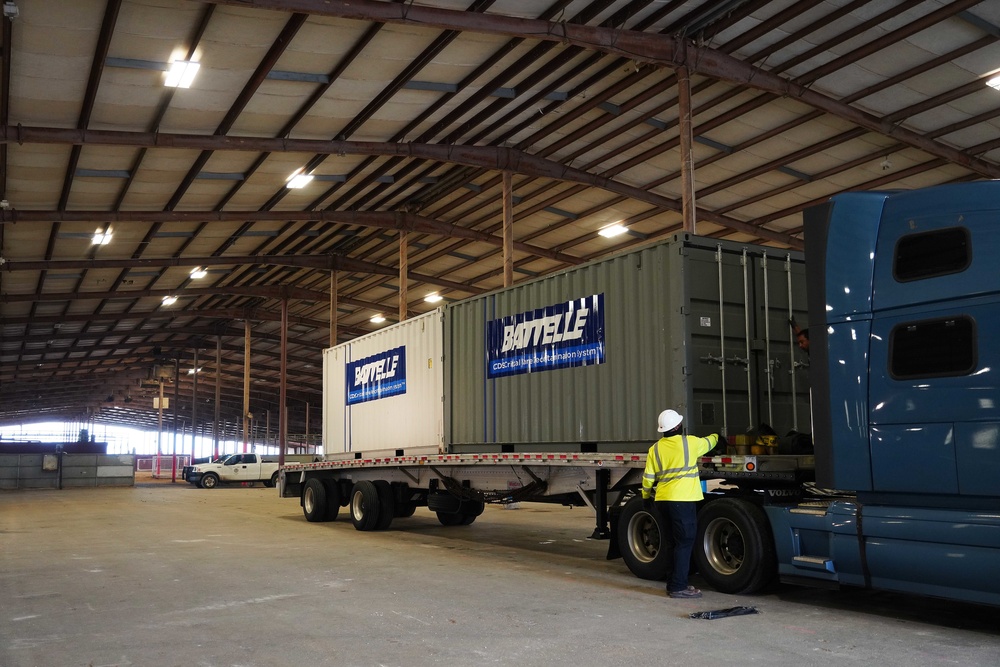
657, 409, 683, 432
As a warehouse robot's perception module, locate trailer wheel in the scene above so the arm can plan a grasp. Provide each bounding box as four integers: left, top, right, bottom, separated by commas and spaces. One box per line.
436, 512, 465, 526
199, 473, 219, 489
374, 481, 395, 530
321, 479, 341, 521
394, 502, 418, 518
303, 478, 333, 523
694, 497, 776, 594
616, 496, 671, 581
350, 481, 381, 531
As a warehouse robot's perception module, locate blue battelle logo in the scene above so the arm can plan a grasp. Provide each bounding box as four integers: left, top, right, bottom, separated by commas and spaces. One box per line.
346, 346, 407, 405
486, 294, 605, 378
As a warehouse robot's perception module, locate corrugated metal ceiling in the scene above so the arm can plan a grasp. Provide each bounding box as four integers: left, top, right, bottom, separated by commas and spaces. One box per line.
1, 0, 998, 440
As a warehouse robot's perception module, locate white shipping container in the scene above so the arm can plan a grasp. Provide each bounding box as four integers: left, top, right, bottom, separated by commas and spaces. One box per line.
323, 309, 445, 458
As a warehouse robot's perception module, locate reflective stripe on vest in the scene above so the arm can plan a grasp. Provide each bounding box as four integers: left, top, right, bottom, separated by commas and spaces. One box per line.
652, 435, 699, 485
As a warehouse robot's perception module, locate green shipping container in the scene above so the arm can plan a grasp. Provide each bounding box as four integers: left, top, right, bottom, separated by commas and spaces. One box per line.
444, 234, 809, 453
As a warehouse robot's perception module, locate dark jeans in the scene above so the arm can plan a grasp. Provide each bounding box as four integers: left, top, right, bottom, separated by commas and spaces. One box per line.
655, 500, 698, 593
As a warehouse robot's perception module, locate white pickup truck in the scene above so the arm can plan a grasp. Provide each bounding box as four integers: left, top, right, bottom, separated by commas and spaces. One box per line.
186, 453, 281, 489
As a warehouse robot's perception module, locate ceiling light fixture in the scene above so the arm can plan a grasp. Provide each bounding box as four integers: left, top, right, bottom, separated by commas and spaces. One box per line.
286, 170, 314, 189
161, 295, 178, 306
189, 267, 207, 279
424, 293, 443, 303
165, 60, 200, 88
370, 314, 386, 324
187, 367, 202, 375
3, 2, 18, 21
598, 223, 627, 238
986, 75, 1000, 91
92, 228, 112, 245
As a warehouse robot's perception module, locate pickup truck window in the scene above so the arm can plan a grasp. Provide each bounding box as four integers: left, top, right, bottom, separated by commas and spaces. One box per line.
244, 454, 257, 464
225, 455, 241, 465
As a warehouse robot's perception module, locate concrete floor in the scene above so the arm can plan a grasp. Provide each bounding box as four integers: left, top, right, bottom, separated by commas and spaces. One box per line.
2, 482, 999, 667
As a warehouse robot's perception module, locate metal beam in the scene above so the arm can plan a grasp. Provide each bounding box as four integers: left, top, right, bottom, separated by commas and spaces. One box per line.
0, 207, 584, 265
205, 0, 1000, 182
0, 126, 800, 245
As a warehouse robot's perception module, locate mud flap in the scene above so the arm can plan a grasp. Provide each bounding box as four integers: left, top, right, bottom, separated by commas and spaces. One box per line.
606, 507, 622, 560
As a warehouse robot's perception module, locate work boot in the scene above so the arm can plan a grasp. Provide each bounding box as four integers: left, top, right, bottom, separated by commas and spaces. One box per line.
668, 586, 702, 599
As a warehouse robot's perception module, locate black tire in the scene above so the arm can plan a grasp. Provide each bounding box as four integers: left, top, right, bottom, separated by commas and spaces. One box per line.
437, 499, 484, 526
436, 511, 465, 526
373, 480, 395, 530
266, 471, 279, 488
616, 495, 672, 581
200, 473, 219, 489
394, 502, 418, 518
350, 481, 381, 531
302, 478, 330, 522
694, 497, 777, 594
322, 479, 341, 521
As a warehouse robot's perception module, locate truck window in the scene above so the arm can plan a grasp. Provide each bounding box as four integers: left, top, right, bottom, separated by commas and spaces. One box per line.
893, 227, 970, 282
889, 316, 976, 379
225, 455, 241, 465
244, 454, 257, 464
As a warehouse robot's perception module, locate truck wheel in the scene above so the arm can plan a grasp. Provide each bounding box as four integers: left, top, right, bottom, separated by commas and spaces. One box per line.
263, 471, 279, 488
616, 496, 671, 580
200, 473, 219, 489
374, 480, 395, 530
303, 478, 332, 522
694, 497, 777, 594
350, 481, 381, 531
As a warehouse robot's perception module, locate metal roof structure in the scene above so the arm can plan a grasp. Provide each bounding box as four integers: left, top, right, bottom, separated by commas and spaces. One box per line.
1, 0, 999, 443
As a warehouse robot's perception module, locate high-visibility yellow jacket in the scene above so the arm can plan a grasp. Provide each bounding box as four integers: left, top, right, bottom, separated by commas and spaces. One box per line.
641, 433, 719, 502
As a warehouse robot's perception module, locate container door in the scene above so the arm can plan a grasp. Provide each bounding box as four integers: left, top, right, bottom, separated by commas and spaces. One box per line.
684, 242, 809, 440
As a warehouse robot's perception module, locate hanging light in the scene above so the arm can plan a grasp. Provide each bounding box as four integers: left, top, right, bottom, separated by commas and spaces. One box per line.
161, 295, 178, 306
286, 169, 314, 189
92, 228, 112, 245
370, 314, 386, 324
165, 60, 200, 88
424, 293, 443, 303
189, 267, 207, 279
598, 223, 627, 238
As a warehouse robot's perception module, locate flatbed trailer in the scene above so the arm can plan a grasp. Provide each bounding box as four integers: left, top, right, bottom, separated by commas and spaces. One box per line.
279, 450, 821, 584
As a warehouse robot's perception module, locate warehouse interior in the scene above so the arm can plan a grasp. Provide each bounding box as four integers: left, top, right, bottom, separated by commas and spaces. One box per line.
4, 4, 1000, 666
1, 0, 1000, 443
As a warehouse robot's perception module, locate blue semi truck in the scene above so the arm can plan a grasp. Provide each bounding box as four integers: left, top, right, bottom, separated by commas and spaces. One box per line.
689, 182, 1000, 607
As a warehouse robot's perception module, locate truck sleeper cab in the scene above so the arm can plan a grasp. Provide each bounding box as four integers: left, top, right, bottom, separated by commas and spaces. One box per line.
693, 183, 1000, 607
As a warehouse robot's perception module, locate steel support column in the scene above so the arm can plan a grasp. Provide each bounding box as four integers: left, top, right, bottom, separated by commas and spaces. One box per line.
503, 170, 513, 287
243, 319, 251, 453
279, 297, 288, 466
399, 231, 408, 322
677, 65, 696, 234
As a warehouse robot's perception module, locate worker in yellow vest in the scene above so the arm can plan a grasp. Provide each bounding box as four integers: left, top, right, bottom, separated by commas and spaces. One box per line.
641, 409, 720, 599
